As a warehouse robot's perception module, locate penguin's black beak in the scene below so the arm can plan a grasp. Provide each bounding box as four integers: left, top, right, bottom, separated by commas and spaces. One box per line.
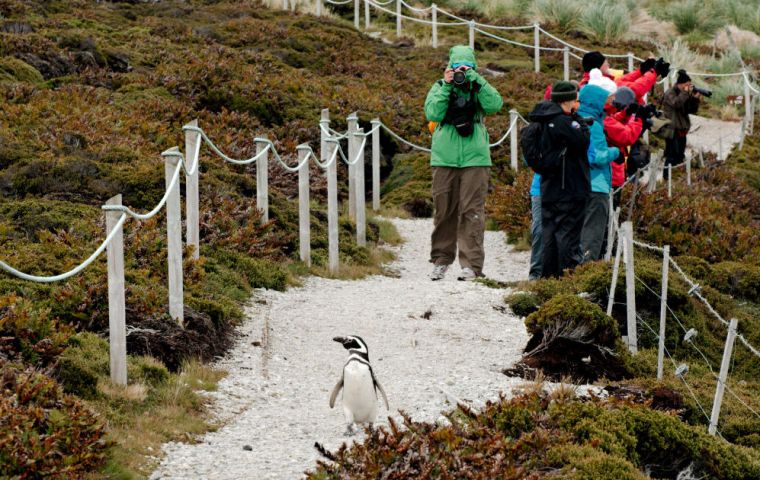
333, 336, 347, 345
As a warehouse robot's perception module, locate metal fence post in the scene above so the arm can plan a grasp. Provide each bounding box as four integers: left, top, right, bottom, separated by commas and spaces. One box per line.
105, 195, 126, 386
371, 118, 381, 211
163, 148, 184, 325
347, 112, 359, 220
657, 245, 670, 380
355, 128, 366, 247
628, 52, 634, 73
563, 47, 569, 81
468, 21, 475, 50
431, 3, 438, 48
321, 109, 340, 274
297, 145, 311, 266
533, 23, 540, 73
184, 119, 200, 260
607, 228, 623, 317
396, 0, 401, 38
709, 318, 739, 436
509, 109, 519, 171
256, 136, 270, 224
622, 221, 637, 353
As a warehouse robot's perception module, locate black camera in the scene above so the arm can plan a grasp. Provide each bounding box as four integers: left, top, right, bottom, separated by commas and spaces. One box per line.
453, 70, 467, 86
576, 116, 594, 126
692, 86, 712, 97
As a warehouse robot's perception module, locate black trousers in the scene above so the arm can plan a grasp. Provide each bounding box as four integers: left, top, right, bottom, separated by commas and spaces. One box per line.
664, 134, 687, 168
540, 198, 587, 278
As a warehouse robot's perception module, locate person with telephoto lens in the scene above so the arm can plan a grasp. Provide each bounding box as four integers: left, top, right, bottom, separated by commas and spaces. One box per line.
424, 45, 503, 281
663, 69, 702, 174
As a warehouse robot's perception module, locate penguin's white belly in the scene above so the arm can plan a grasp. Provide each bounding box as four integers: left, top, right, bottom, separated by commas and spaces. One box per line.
342, 361, 377, 423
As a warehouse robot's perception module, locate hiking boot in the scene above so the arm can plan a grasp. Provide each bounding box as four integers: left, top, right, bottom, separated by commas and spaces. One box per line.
457, 267, 478, 281
430, 264, 449, 281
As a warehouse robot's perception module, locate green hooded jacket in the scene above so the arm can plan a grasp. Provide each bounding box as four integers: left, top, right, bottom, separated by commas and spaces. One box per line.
424, 45, 504, 168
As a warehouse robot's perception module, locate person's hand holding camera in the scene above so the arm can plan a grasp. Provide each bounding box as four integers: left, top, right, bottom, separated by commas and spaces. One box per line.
654, 58, 671, 78
444, 67, 455, 84
639, 58, 656, 74
464, 67, 483, 86
625, 102, 639, 116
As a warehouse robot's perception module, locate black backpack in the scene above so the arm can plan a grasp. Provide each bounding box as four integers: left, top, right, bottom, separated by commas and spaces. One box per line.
442, 83, 480, 137
520, 120, 565, 175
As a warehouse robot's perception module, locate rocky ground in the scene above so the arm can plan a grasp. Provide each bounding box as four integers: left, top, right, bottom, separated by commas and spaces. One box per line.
150, 218, 532, 479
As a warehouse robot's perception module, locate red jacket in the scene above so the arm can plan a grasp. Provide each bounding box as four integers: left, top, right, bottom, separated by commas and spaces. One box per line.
617, 70, 658, 105
604, 109, 643, 187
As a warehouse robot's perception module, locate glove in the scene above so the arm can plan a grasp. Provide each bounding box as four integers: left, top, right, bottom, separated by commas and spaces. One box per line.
465, 68, 484, 86
625, 103, 639, 116
639, 58, 656, 74
637, 104, 658, 122
654, 58, 671, 78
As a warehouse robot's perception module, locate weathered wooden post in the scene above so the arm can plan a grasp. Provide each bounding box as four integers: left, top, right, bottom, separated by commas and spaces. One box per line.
509, 109, 519, 171
163, 148, 184, 325
533, 23, 540, 73
468, 20, 475, 50
322, 109, 339, 274
371, 118, 381, 211
355, 128, 367, 247
316, 0, 322, 16
745, 71, 752, 134
563, 47, 569, 81
396, 0, 401, 38
667, 164, 672, 198
431, 3, 438, 48
607, 228, 623, 316
628, 52, 634, 73
698, 148, 705, 168
347, 112, 359, 220
297, 145, 311, 266
686, 155, 691, 187
604, 199, 616, 261
365, 0, 371, 29
354, 0, 360, 29
184, 119, 200, 260
255, 136, 270, 224
657, 245, 670, 380
622, 221, 637, 353
105, 195, 126, 386
709, 318, 739, 436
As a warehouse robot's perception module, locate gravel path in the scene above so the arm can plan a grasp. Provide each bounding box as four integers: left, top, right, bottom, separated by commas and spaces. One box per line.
150, 218, 531, 480
687, 115, 743, 161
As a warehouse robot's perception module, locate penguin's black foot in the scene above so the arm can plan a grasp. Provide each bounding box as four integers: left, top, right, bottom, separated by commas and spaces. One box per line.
344, 423, 356, 436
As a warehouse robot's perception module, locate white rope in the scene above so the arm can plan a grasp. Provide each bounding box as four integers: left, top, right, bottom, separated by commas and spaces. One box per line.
314, 141, 343, 169
254, 138, 311, 172
320, 123, 349, 140
0, 213, 127, 283
324, 0, 352, 4
475, 22, 533, 31
475, 27, 564, 52
103, 156, 184, 221
367, 0, 466, 26
343, 136, 367, 165
743, 72, 760, 95
379, 122, 431, 152
399, 0, 432, 13
184, 126, 271, 165
351, 123, 382, 137
489, 117, 517, 147
632, 239, 665, 253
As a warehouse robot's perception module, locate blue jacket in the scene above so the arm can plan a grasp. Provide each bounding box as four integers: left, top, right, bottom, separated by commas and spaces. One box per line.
577, 85, 620, 194
530, 173, 541, 196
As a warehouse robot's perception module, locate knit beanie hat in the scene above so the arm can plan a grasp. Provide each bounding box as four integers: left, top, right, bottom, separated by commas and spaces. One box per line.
587, 68, 617, 95
582, 51, 606, 73
676, 69, 691, 85
612, 86, 636, 110
551, 81, 578, 103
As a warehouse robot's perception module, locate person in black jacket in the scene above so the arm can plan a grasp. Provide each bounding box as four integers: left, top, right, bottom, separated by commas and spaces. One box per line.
528, 81, 591, 278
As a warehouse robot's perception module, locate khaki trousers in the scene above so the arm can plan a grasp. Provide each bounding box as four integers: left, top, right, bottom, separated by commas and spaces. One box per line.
430, 166, 489, 275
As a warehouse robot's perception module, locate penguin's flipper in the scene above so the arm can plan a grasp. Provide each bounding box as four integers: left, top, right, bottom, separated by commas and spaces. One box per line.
329, 377, 344, 408
374, 378, 390, 410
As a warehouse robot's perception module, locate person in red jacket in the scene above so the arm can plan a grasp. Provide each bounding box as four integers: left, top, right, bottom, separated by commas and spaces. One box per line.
604, 87, 643, 206
617, 57, 670, 105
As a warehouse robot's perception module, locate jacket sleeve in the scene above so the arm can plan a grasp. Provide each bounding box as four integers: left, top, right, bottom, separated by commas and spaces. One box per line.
470, 72, 503, 115
604, 115, 643, 147
557, 114, 590, 150
664, 88, 691, 110
619, 71, 657, 102
618, 69, 642, 84
589, 122, 620, 166
424, 80, 452, 122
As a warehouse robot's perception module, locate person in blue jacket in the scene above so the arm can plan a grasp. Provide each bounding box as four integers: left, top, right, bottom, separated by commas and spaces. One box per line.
577, 69, 621, 262
529, 173, 542, 280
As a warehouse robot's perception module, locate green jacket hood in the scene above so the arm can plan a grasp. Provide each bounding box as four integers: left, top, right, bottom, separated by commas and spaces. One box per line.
448, 45, 477, 69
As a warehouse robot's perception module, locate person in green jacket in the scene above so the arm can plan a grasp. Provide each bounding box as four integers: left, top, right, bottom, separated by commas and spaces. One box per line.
424, 45, 503, 281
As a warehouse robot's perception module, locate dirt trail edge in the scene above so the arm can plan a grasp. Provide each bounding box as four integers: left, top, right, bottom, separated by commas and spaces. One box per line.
150, 218, 531, 480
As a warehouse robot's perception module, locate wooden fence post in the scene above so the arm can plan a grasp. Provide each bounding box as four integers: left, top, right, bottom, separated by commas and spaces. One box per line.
105, 195, 126, 386
686, 155, 691, 187
355, 128, 366, 247
365, 0, 370, 29
657, 245, 670, 380
396, 0, 401, 38
628, 52, 634, 73
533, 23, 540, 73
510, 109, 519, 171
184, 119, 200, 260
371, 118, 381, 211
468, 20, 475, 50
256, 136, 270, 224
604, 200, 617, 261
431, 3, 438, 48
354, 0, 360, 29
163, 148, 184, 325
667, 164, 672, 198
347, 112, 359, 220
316, 0, 321, 16
607, 228, 623, 316
709, 318, 739, 435
321, 109, 340, 274
745, 72, 752, 134
622, 221, 637, 353
563, 47, 569, 81
297, 145, 311, 266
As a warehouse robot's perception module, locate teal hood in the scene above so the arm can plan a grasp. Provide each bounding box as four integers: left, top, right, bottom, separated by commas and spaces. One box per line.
448, 45, 477, 69
578, 84, 610, 121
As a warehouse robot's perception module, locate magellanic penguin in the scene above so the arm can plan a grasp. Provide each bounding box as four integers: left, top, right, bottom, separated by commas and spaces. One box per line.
330, 335, 389, 435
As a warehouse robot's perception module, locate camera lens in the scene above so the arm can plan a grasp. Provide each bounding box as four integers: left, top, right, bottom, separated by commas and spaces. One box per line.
453, 70, 466, 85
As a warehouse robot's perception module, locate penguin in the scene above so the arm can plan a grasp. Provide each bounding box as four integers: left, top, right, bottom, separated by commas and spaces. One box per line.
329, 335, 389, 435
